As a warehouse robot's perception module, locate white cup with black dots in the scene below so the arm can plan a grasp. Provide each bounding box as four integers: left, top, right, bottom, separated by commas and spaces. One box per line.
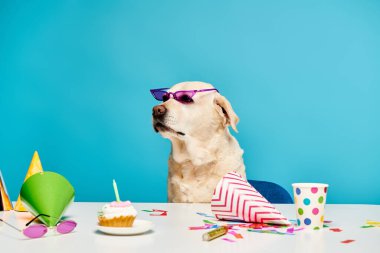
292, 183, 329, 230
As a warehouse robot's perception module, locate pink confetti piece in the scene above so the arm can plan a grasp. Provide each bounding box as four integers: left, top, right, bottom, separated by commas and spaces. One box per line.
330, 228, 343, 232
286, 227, 294, 233
150, 212, 167, 216
341, 240, 355, 244
189, 225, 212, 230
222, 238, 236, 243
143, 209, 168, 216
324, 220, 333, 224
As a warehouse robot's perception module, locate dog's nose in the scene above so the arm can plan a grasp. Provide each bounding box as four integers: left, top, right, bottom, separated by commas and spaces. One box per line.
153, 105, 167, 117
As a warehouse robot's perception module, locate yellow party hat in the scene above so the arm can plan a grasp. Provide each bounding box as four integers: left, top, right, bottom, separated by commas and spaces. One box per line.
0, 170, 13, 211
14, 151, 44, 211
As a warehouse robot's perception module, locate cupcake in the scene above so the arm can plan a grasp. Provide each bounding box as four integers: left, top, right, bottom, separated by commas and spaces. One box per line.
98, 200, 137, 227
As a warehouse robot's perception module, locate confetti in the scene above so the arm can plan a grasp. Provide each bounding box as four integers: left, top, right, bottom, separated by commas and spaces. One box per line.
150, 212, 167, 216
341, 240, 355, 244
366, 220, 380, 227
228, 230, 243, 239
203, 220, 216, 224
239, 223, 287, 229
247, 229, 288, 235
142, 209, 168, 216
196, 212, 215, 218
330, 228, 343, 232
189, 225, 213, 230
286, 227, 294, 233
190, 216, 302, 243
361, 225, 375, 228
189, 224, 219, 230
222, 238, 236, 243
366, 220, 380, 225
324, 220, 333, 224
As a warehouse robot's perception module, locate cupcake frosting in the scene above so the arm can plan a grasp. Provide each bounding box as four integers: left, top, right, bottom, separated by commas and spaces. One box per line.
100, 201, 137, 218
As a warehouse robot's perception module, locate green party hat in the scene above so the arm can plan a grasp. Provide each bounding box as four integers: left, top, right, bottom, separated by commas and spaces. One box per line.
20, 171, 75, 227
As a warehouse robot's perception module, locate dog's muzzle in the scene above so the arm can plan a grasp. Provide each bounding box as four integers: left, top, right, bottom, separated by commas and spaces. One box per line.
152, 105, 185, 136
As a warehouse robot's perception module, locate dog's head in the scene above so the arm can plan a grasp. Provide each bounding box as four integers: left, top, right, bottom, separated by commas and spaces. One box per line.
151, 81, 239, 140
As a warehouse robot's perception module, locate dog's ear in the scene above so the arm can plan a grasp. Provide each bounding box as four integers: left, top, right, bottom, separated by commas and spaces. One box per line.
214, 93, 239, 132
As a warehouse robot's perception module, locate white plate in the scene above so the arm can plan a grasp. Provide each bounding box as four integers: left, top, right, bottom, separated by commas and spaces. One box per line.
97, 219, 154, 235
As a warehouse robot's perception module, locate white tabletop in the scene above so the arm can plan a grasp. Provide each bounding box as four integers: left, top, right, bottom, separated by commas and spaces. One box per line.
1, 203, 379, 253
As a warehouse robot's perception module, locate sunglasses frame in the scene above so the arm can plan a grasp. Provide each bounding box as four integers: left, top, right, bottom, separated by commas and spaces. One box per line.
150, 88, 219, 104
0, 214, 77, 239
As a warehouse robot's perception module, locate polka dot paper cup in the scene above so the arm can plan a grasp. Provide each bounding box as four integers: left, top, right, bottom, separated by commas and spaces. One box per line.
292, 183, 328, 230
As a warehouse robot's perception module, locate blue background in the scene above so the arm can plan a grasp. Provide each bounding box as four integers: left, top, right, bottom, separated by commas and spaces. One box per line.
1, 0, 379, 204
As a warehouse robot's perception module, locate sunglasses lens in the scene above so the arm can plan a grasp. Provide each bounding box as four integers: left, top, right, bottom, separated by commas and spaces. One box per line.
175, 91, 195, 103
162, 94, 170, 102
23, 224, 48, 238
57, 220, 77, 234
151, 90, 167, 101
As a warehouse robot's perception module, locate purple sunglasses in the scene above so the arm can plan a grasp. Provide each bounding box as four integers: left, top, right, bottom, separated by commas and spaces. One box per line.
150, 88, 219, 104
0, 214, 77, 239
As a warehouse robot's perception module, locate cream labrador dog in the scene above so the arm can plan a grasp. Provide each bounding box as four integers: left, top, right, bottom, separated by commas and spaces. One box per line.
151, 81, 246, 203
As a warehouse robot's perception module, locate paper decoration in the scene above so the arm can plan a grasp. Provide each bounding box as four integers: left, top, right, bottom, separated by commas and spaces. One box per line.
366, 220, 380, 227
142, 209, 168, 216
196, 212, 215, 218
211, 172, 291, 225
188, 219, 304, 243
229, 230, 243, 239
20, 171, 75, 227
341, 240, 355, 244
330, 228, 343, 232
14, 151, 44, 211
222, 238, 236, 243
0, 170, 13, 211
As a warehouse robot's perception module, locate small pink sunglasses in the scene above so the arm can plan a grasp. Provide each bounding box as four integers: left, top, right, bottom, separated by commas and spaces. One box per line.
150, 88, 219, 104
0, 214, 77, 239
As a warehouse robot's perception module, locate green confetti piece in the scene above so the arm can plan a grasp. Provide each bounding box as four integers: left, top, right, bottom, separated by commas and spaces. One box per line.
361, 225, 375, 228
323, 224, 329, 228
203, 220, 215, 224
141, 209, 154, 212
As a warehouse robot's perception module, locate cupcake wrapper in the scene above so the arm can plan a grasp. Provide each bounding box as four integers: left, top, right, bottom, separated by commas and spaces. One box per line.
98, 215, 136, 227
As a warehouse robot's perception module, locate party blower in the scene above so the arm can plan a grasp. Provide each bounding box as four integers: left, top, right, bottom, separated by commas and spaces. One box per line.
20, 171, 75, 227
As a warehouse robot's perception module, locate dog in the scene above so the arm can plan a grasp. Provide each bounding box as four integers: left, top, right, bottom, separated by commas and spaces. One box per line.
152, 81, 246, 203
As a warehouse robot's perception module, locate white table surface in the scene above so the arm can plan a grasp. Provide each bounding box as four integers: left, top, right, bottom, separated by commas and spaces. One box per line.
1, 203, 379, 253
